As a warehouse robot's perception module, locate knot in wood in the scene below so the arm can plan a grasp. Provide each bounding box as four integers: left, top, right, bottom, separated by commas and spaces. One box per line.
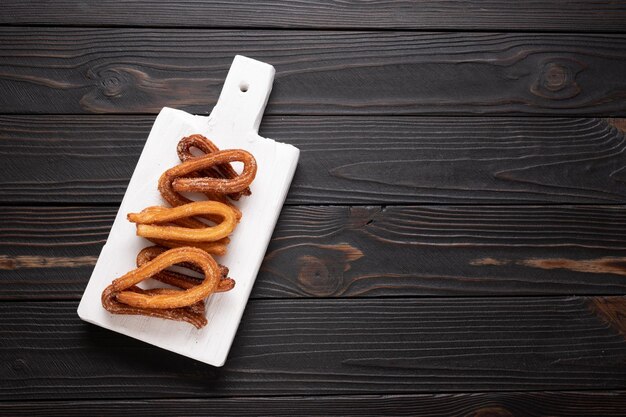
544, 63, 568, 91
10, 358, 28, 375
99, 68, 127, 97
530, 58, 583, 100
470, 406, 514, 417
297, 255, 342, 297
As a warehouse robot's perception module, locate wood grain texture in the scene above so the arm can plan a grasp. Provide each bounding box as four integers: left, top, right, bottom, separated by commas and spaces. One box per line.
4, 205, 626, 300
1, 297, 626, 399
262, 205, 626, 297
1, 28, 626, 116
3, 1, 626, 32
0, 206, 112, 299
2, 115, 625, 204
3, 391, 626, 417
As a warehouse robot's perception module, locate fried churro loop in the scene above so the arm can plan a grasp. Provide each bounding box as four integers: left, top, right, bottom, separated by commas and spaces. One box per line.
127, 201, 238, 243
109, 247, 220, 309
136, 246, 235, 293
101, 285, 208, 328
160, 149, 256, 203
177, 134, 252, 200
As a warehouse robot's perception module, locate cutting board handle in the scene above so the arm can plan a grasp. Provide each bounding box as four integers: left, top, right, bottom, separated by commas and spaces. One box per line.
208, 55, 276, 137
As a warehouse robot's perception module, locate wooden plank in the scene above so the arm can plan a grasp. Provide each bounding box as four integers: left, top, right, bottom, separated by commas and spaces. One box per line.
1, 297, 626, 399
3, 205, 626, 300
0, 206, 111, 300
3, 391, 626, 416
3, 1, 626, 32
1, 115, 625, 204
1, 28, 626, 116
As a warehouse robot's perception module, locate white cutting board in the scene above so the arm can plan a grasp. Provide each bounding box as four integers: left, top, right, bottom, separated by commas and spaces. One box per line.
78, 55, 299, 367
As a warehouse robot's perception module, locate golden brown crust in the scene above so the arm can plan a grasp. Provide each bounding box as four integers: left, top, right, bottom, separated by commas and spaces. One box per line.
136, 246, 233, 292
177, 134, 252, 200
146, 238, 228, 256
160, 149, 256, 205
158, 166, 242, 223
110, 247, 220, 309
127, 201, 238, 243
101, 285, 208, 329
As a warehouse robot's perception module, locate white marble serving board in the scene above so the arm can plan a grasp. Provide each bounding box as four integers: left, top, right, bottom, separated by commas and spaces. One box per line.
77, 55, 299, 367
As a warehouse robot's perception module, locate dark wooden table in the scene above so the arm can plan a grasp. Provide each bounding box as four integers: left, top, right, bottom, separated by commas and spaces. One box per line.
2, 2, 626, 415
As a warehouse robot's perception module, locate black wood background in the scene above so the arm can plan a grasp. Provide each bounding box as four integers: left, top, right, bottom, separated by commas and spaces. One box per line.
2, 1, 626, 415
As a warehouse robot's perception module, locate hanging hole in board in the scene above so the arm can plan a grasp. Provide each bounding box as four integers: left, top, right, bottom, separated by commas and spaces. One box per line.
239, 81, 249, 93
